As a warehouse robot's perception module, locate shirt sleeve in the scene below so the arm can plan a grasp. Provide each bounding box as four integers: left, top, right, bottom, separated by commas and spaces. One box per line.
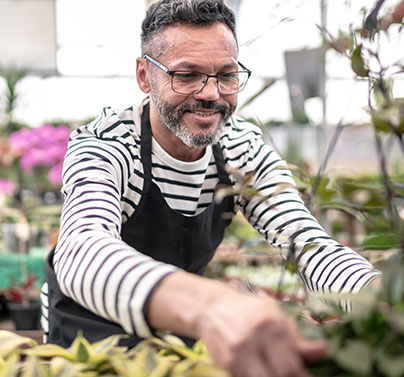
53, 135, 179, 338
239, 137, 380, 294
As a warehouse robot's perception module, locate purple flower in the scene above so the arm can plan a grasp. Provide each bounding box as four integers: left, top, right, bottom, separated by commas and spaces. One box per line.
10, 124, 71, 186
0, 179, 16, 196
10, 129, 31, 155
49, 163, 64, 185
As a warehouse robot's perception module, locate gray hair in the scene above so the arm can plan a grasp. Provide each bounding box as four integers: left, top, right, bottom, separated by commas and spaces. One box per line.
141, 0, 237, 55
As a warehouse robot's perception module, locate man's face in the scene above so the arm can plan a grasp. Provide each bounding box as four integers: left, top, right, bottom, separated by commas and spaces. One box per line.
148, 23, 238, 148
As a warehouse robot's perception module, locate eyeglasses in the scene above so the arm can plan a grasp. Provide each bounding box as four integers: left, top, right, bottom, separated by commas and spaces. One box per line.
143, 54, 251, 95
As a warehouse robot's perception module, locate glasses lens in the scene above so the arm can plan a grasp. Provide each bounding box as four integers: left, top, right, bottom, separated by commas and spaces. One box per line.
172, 72, 205, 94
218, 71, 249, 94
171, 71, 250, 95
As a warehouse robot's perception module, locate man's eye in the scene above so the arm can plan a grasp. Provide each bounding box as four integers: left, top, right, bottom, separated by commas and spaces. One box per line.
174, 72, 200, 82
220, 72, 239, 82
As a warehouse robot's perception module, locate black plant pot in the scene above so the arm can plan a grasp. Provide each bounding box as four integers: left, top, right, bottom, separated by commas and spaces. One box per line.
6, 301, 41, 330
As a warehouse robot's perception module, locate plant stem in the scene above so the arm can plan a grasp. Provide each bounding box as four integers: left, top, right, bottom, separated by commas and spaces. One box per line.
310, 120, 344, 204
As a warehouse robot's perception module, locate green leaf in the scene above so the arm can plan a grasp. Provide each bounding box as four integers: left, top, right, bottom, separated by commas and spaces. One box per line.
0, 354, 19, 377
371, 114, 392, 133
76, 342, 89, 363
390, 271, 404, 305
386, 311, 404, 334
0, 331, 36, 359
360, 233, 400, 250
397, 115, 404, 135
286, 260, 297, 273
377, 353, 404, 377
335, 340, 372, 375
192, 341, 209, 357
110, 357, 148, 377
148, 360, 172, 377
50, 357, 78, 377
351, 45, 369, 77
188, 362, 229, 377
92, 334, 127, 354
20, 356, 48, 377
25, 344, 74, 360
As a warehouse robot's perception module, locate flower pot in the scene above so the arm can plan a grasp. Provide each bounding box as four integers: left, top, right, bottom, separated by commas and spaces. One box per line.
6, 301, 40, 330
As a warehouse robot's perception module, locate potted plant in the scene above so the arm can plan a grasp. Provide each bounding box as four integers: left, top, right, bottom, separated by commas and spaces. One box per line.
4, 274, 41, 331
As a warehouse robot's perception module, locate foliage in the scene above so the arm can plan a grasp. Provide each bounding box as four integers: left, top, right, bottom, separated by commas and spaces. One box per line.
3, 275, 38, 306
299, 253, 404, 377
214, 5, 404, 377
223, 212, 261, 246
0, 331, 228, 377
0, 66, 27, 131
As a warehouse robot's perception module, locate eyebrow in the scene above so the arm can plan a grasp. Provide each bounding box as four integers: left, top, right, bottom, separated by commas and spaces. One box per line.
173, 62, 238, 72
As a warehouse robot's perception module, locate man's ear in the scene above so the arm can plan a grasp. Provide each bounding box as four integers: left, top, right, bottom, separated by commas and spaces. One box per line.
136, 57, 151, 93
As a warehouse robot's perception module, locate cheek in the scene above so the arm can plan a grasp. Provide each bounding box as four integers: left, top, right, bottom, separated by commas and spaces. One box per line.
153, 80, 187, 106
227, 94, 238, 107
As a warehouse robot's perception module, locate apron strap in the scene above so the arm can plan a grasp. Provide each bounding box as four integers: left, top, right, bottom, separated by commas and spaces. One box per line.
140, 102, 153, 194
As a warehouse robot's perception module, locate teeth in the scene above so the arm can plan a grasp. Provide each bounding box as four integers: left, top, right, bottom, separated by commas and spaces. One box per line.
193, 111, 215, 116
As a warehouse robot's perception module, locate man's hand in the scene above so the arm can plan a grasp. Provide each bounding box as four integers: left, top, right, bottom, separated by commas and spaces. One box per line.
146, 272, 326, 377
198, 290, 325, 377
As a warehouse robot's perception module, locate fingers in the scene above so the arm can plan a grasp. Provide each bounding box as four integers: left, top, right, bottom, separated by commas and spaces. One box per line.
200, 291, 325, 377
230, 346, 278, 377
258, 320, 312, 377
225, 323, 315, 377
286, 316, 327, 363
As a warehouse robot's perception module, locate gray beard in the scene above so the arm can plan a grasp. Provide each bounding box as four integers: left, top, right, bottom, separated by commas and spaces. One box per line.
150, 92, 235, 148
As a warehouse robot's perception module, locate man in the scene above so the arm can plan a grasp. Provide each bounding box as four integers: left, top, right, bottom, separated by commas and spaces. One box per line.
43, 1, 380, 376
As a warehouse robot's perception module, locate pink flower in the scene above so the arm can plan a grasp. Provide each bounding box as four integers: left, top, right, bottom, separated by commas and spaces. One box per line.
48, 163, 64, 185
10, 124, 71, 186
0, 179, 16, 196
10, 129, 31, 155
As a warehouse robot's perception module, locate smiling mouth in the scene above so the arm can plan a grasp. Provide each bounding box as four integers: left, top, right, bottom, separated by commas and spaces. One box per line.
188, 110, 219, 117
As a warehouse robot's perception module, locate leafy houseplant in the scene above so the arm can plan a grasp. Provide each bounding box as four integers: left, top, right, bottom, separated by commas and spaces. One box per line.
0, 330, 228, 377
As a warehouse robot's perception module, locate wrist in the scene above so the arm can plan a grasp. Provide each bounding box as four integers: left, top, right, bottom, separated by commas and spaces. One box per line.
145, 271, 234, 339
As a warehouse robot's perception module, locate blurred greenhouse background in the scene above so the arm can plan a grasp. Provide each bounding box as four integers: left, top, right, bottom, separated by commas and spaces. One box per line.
0, 0, 403, 329
1, 0, 403, 170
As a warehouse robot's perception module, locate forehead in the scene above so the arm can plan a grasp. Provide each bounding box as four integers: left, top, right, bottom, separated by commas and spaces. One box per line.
155, 23, 238, 68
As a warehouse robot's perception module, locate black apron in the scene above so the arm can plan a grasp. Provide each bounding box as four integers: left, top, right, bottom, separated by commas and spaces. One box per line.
46, 103, 234, 348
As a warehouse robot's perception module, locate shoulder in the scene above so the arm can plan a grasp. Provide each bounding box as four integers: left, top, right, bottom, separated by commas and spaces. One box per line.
219, 116, 275, 160
221, 116, 264, 146
65, 104, 144, 173
68, 104, 143, 158
219, 116, 287, 178
73, 105, 140, 139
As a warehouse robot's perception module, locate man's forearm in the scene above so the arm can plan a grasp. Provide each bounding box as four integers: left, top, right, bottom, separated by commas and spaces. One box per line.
145, 271, 237, 339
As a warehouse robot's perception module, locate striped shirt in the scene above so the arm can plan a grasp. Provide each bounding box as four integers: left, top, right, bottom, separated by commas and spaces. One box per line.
46, 98, 379, 338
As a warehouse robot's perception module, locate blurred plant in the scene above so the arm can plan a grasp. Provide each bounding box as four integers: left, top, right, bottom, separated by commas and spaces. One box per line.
323, 0, 404, 253
4, 274, 38, 307
0, 179, 15, 197
296, 253, 404, 377
0, 66, 27, 132
0, 178, 22, 224
0, 330, 228, 377
10, 124, 70, 186
0, 139, 16, 169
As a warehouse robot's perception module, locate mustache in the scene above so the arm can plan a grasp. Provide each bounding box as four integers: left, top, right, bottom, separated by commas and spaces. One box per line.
177, 101, 231, 117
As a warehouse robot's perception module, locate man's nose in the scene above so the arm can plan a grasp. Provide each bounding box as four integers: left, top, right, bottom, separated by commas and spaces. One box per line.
194, 76, 220, 101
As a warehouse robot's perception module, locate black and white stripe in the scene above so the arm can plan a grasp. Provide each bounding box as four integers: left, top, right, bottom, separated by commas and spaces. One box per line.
46, 99, 379, 338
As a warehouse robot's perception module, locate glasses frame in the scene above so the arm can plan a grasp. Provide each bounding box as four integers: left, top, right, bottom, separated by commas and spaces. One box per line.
143, 54, 251, 95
